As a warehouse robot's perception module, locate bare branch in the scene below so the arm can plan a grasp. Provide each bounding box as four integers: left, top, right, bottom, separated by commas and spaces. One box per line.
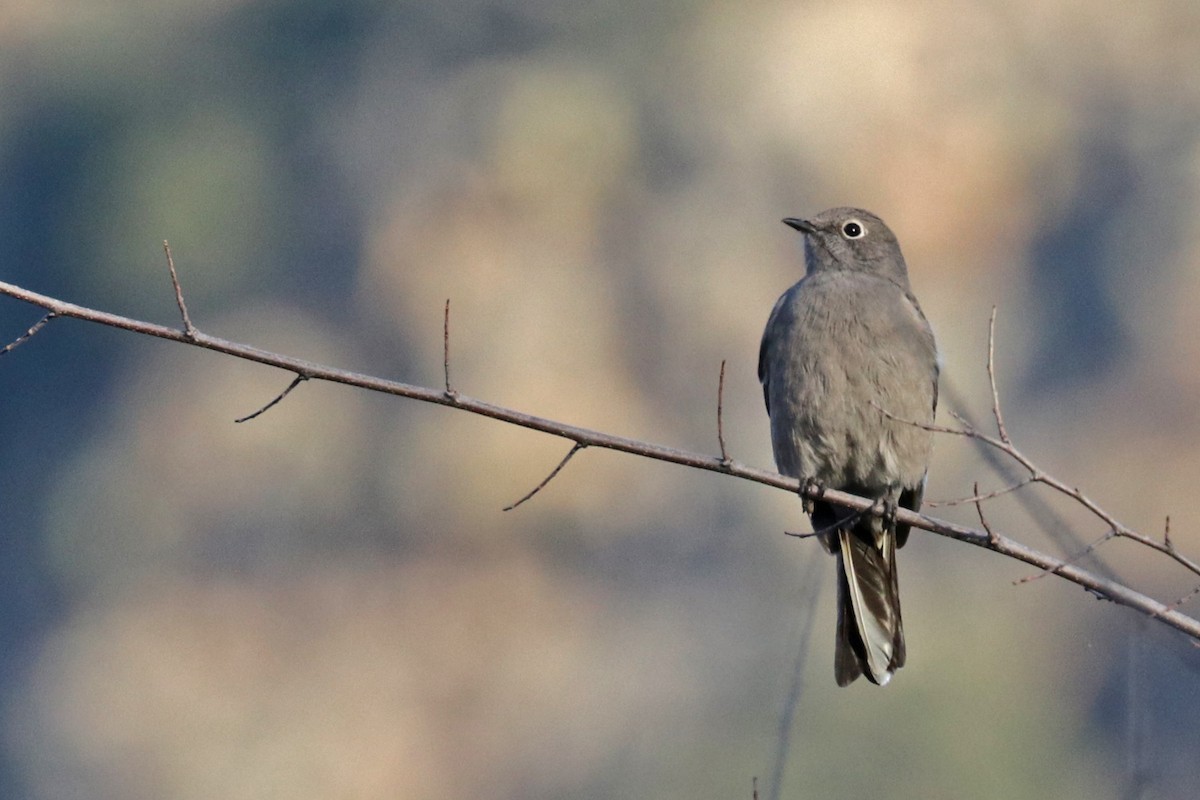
235, 373, 309, 423
503, 442, 586, 511
1, 312, 57, 356
1033, 470, 1200, 580
163, 241, 196, 338
1, 276, 1198, 641
885, 318, 1200, 584
717, 359, 730, 464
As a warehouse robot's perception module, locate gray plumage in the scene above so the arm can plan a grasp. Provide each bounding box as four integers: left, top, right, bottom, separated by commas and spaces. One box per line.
758, 207, 938, 686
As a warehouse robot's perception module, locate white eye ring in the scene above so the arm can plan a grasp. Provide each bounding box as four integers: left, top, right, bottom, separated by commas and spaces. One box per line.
841, 219, 866, 239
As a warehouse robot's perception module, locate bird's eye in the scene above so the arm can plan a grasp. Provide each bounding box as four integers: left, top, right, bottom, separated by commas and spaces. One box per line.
841, 220, 865, 239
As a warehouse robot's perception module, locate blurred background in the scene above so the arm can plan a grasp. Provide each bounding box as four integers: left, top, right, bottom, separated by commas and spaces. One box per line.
2, 0, 1199, 797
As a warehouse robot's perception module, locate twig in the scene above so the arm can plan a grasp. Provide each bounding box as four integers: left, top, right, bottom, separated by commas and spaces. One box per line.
986, 306, 1008, 443
1159, 584, 1200, 614
766, 552, 824, 800
880, 368, 1200, 583
503, 442, 586, 511
1015, 530, 1118, 585
235, 374, 308, 423
1164, 516, 1173, 552
925, 477, 1034, 508
971, 482, 999, 545
163, 241, 196, 337
783, 530, 822, 540
784, 504, 874, 541
1, 276, 1198, 640
1, 312, 57, 356
443, 298, 456, 398
717, 359, 730, 464
870, 399, 956, 437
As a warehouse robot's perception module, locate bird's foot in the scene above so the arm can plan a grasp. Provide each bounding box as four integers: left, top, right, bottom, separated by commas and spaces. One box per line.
876, 496, 899, 533
799, 476, 826, 515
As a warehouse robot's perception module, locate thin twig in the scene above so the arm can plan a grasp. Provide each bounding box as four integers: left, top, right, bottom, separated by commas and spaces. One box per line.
1, 312, 57, 356
1033, 471, 1200, 579
926, 477, 1035, 508
871, 399, 964, 438
717, 359, 730, 464
785, 504, 875, 541
766, 551, 823, 800
1158, 584, 1200, 615
1, 276, 1198, 640
235, 374, 308, 423
503, 442, 586, 511
783, 530, 822, 540
163, 241, 196, 337
443, 298, 456, 398
1164, 516, 1173, 552
971, 482, 999, 544
885, 392, 1200, 582
986, 306, 1008, 443
1015, 529, 1117, 585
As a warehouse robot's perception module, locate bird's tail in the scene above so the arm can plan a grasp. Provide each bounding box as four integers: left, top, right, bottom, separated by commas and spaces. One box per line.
834, 524, 905, 686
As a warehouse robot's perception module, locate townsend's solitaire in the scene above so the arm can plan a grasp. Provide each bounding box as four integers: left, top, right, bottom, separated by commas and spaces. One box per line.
758, 207, 939, 686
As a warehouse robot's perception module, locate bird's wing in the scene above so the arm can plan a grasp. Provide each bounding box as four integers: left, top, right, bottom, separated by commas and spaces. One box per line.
758, 289, 794, 416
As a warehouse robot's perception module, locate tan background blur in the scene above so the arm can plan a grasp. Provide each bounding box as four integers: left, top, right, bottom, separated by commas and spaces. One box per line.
1, 1, 1199, 798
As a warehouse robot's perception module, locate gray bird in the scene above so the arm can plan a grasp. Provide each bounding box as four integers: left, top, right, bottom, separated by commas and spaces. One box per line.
758, 207, 938, 686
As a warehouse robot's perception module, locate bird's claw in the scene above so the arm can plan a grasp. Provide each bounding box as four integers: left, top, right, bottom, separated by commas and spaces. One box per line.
800, 476, 826, 515
877, 497, 899, 533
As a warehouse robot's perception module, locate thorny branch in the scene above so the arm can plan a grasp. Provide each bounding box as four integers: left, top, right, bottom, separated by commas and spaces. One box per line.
882, 309, 1200, 585
2, 278, 1199, 641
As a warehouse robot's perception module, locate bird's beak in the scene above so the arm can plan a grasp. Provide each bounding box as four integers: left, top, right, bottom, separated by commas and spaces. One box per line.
782, 217, 816, 234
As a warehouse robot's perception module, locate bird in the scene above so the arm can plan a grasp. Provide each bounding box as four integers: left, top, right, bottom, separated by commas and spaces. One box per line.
758, 207, 939, 686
